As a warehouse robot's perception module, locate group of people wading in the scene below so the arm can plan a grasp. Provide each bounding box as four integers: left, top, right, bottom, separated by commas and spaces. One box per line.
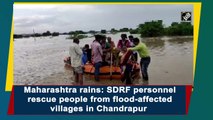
69, 34, 151, 85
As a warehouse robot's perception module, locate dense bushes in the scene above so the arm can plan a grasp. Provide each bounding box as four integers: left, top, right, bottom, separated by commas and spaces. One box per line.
137, 20, 193, 37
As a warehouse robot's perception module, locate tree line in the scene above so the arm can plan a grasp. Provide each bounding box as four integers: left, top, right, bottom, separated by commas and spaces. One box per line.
131, 20, 193, 37
14, 20, 193, 39
14, 31, 60, 39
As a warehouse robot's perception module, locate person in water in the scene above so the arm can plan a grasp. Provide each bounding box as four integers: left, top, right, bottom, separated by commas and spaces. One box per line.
107, 37, 115, 49
119, 47, 135, 85
117, 34, 130, 51
91, 35, 103, 81
69, 38, 83, 85
82, 44, 89, 65
106, 36, 116, 65
86, 45, 92, 63
119, 47, 128, 73
101, 35, 111, 65
128, 38, 151, 85
128, 35, 138, 62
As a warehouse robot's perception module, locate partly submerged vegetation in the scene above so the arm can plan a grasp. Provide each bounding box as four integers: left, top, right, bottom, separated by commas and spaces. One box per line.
14, 20, 193, 39
14, 31, 60, 39
136, 20, 193, 37
66, 34, 88, 40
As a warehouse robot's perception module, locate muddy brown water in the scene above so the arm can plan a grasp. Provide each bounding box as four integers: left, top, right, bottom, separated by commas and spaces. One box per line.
14, 33, 193, 85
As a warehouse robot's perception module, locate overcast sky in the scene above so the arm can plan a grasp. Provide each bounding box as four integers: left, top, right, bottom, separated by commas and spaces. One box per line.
14, 4, 193, 34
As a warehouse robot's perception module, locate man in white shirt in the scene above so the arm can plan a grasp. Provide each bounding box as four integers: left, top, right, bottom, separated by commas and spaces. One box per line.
69, 38, 83, 85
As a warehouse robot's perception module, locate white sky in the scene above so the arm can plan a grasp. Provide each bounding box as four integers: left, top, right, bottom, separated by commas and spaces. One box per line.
14, 4, 193, 34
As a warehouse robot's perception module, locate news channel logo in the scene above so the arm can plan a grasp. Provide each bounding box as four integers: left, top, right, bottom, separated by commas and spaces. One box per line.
181, 12, 192, 22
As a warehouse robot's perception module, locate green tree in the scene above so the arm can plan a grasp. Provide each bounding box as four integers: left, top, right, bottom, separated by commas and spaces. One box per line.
42, 31, 51, 36
88, 30, 97, 35
14, 34, 23, 39
101, 29, 106, 34
119, 28, 129, 32
52, 32, 59, 36
110, 28, 118, 33
138, 20, 164, 37
129, 28, 139, 34
166, 22, 193, 36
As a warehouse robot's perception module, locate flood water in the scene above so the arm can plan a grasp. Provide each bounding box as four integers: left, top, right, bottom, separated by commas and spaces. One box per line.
14, 33, 193, 85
